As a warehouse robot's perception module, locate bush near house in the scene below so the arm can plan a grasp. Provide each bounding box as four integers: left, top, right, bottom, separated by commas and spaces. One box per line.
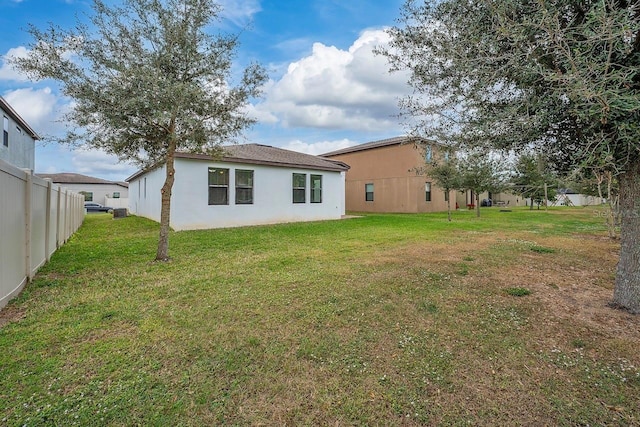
0, 207, 638, 426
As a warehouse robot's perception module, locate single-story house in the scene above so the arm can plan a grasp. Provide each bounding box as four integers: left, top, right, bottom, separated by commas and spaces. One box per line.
36, 173, 129, 207
125, 144, 350, 230
322, 136, 455, 213
555, 189, 603, 206
0, 96, 38, 171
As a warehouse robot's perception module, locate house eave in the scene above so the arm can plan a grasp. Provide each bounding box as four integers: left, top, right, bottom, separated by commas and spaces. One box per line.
0, 96, 40, 140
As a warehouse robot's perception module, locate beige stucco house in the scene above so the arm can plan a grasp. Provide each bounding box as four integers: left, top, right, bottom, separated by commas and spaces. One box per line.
322, 136, 454, 213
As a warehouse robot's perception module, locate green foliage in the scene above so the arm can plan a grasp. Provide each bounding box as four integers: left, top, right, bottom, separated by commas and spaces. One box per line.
13, 0, 268, 260
511, 154, 558, 207
14, 0, 266, 165
380, 0, 640, 312
381, 0, 640, 171
457, 151, 510, 216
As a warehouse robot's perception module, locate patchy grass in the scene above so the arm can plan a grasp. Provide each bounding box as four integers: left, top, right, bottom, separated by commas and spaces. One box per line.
505, 287, 532, 297
1, 207, 638, 426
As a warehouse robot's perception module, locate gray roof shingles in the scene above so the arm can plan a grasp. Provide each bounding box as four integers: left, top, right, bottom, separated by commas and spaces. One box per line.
127, 143, 349, 182
37, 172, 129, 188
321, 136, 429, 157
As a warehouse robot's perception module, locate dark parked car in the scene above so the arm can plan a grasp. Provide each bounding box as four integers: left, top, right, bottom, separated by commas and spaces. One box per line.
84, 202, 113, 213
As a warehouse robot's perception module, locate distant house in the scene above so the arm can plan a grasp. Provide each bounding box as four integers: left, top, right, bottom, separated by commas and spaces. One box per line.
556, 189, 602, 207
126, 144, 350, 230
322, 136, 454, 213
36, 173, 129, 206
0, 96, 38, 170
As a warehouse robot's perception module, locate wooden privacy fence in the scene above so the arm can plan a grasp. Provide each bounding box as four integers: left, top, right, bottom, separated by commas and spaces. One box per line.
0, 159, 85, 310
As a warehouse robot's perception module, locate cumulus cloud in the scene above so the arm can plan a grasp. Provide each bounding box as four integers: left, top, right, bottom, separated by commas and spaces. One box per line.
2, 87, 62, 133
71, 148, 137, 180
280, 138, 357, 155
0, 46, 31, 82
255, 29, 411, 132
218, 0, 261, 26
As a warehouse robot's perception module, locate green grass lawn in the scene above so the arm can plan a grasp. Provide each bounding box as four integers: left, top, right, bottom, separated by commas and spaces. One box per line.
1, 207, 638, 426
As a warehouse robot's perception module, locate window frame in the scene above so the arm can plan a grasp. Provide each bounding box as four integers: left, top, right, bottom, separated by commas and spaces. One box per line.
365, 183, 374, 202
310, 174, 322, 204
235, 169, 254, 205
425, 182, 432, 202
292, 173, 306, 203
208, 167, 230, 205
3, 116, 8, 147
425, 146, 432, 163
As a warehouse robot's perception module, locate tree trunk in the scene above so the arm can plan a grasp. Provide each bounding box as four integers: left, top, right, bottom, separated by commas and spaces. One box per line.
446, 190, 451, 222
475, 192, 480, 218
156, 136, 177, 261
530, 197, 534, 210
613, 159, 640, 313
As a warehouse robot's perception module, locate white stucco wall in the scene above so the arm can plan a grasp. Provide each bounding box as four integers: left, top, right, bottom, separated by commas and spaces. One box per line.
56, 183, 129, 206
128, 158, 346, 230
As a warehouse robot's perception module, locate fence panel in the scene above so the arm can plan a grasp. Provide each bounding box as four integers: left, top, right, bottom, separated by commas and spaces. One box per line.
0, 159, 84, 309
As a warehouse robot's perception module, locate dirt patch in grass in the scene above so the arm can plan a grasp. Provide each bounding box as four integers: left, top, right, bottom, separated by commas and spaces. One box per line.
0, 303, 26, 329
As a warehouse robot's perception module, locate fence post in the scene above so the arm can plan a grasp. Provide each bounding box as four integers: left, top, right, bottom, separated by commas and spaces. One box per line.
56, 186, 61, 248
45, 179, 52, 262
24, 169, 33, 282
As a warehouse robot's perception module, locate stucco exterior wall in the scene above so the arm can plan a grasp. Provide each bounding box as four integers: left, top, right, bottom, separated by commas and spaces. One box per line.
0, 110, 35, 170
128, 158, 346, 230
55, 183, 129, 206
327, 143, 452, 213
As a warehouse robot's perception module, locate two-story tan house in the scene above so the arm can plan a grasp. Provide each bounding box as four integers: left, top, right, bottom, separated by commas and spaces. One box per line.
322, 136, 453, 213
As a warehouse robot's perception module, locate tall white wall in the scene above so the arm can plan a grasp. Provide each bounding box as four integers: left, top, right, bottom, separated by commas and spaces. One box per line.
129, 158, 346, 230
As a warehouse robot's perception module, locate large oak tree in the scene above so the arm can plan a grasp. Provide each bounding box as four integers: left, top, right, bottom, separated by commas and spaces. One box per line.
14, 0, 267, 260
381, 0, 640, 312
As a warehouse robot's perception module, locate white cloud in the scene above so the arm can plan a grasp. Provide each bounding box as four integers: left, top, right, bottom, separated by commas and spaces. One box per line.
218, 0, 261, 26
255, 29, 411, 132
0, 46, 31, 82
71, 148, 137, 180
2, 87, 63, 133
280, 138, 357, 155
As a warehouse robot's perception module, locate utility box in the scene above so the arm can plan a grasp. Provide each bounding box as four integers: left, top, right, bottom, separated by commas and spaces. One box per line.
113, 208, 128, 218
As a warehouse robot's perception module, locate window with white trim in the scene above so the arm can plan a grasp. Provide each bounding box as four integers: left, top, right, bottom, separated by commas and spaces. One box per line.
365, 183, 374, 201
3, 116, 8, 147
235, 169, 254, 204
208, 167, 229, 205
310, 175, 322, 203
293, 173, 306, 203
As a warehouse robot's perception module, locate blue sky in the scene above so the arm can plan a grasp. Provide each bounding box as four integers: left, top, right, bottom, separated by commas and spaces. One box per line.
0, 0, 410, 181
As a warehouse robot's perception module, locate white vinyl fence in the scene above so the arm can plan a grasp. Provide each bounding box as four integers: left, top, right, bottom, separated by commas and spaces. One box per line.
1, 159, 84, 310
104, 196, 129, 209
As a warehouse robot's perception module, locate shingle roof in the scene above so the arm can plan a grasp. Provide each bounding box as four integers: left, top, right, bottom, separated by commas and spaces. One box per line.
0, 96, 40, 140
321, 136, 428, 157
126, 143, 349, 182
36, 173, 129, 188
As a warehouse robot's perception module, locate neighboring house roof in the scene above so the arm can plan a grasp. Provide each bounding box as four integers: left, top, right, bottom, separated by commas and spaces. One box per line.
321, 136, 430, 157
37, 172, 129, 188
126, 143, 350, 182
0, 96, 40, 140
